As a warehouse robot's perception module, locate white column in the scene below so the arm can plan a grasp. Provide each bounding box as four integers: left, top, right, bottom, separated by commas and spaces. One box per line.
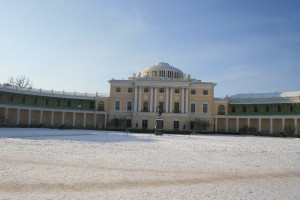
62, 112, 65, 125
17, 109, 20, 125
72, 112, 76, 127
94, 113, 97, 128
154, 87, 157, 112
225, 117, 228, 132
282, 118, 285, 132
236, 118, 239, 132
258, 118, 262, 132
51, 111, 54, 126
28, 109, 32, 126
150, 87, 153, 112
270, 118, 273, 134
165, 87, 169, 113
181, 88, 185, 113
294, 118, 298, 135
138, 87, 142, 112
83, 113, 86, 128
247, 118, 250, 127
185, 88, 189, 113
134, 86, 138, 112
40, 110, 43, 124
169, 88, 173, 113
215, 118, 218, 132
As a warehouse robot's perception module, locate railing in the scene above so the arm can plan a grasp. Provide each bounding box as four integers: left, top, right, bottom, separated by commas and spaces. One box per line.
0, 83, 109, 98
228, 96, 300, 104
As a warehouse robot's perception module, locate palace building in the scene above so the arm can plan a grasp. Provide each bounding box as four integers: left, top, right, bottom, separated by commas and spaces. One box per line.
1, 62, 299, 135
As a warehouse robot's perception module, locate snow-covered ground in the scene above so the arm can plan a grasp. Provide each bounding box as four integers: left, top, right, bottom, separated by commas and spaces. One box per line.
0, 128, 299, 200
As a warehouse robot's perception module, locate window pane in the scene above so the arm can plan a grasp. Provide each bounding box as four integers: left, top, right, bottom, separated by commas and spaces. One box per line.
98, 101, 105, 111
126, 119, 132, 128
127, 101, 132, 111
115, 101, 120, 110
203, 103, 208, 113
191, 103, 195, 113
143, 101, 149, 112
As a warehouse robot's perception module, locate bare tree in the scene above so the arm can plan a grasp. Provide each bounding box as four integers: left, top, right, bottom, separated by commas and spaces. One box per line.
7, 75, 33, 88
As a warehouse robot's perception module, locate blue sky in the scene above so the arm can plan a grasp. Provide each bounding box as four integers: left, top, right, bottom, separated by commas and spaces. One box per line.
0, 0, 299, 97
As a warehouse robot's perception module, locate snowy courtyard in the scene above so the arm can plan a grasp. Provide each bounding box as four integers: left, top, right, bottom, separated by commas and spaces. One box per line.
0, 128, 299, 200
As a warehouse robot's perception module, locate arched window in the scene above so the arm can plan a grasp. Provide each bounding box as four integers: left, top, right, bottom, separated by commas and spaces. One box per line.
218, 105, 225, 115
98, 101, 105, 111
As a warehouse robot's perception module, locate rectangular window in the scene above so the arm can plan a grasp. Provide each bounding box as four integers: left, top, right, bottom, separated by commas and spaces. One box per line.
78, 102, 82, 108
142, 120, 148, 130
290, 106, 294, 112
22, 96, 26, 104
126, 119, 132, 128
98, 101, 105, 111
191, 103, 196, 113
127, 101, 132, 111
190, 121, 195, 130
231, 106, 236, 113
159, 88, 164, 93
116, 87, 121, 92
114, 118, 120, 128
254, 106, 258, 113
173, 121, 179, 130
277, 105, 281, 112
45, 98, 49, 106
9, 94, 14, 102
243, 106, 247, 113
203, 90, 208, 95
128, 88, 133, 93
144, 88, 149, 93
56, 99, 60, 106
33, 97, 38, 105
115, 100, 120, 111
174, 102, 180, 113
203, 103, 208, 114
67, 100, 71, 107
90, 101, 94, 109
159, 102, 164, 112
191, 89, 196, 95
143, 101, 149, 112
266, 106, 269, 112
174, 88, 180, 93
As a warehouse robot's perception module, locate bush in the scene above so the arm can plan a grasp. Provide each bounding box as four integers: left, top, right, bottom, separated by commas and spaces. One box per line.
239, 126, 257, 135
283, 126, 295, 137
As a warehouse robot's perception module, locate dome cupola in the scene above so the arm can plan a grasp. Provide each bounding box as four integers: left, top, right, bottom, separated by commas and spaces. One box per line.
141, 62, 184, 78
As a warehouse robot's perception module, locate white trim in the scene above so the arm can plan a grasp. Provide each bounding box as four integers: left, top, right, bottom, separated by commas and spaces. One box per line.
185, 88, 189, 113
150, 87, 153, 112
134, 87, 138, 112
166, 87, 169, 113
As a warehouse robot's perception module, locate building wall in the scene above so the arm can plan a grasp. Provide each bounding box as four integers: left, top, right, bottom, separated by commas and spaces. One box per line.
0, 89, 108, 129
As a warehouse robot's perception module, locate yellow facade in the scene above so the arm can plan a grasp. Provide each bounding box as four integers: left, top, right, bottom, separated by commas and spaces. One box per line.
0, 61, 299, 135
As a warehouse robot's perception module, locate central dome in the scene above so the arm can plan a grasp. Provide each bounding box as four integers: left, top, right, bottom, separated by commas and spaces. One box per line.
141, 62, 184, 78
